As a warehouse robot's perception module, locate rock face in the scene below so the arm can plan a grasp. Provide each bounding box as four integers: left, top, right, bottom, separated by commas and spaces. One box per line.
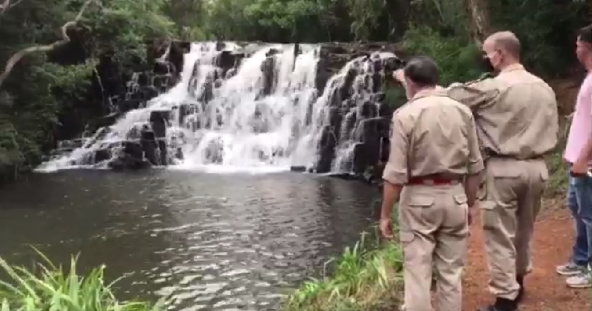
48, 41, 408, 175
47, 39, 190, 148
312, 42, 406, 179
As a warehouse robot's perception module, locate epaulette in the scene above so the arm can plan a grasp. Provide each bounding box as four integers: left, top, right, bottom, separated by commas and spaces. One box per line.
464, 72, 495, 85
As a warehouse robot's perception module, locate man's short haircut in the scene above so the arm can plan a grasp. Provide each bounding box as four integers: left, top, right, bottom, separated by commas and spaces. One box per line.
578, 24, 592, 44
403, 55, 439, 88
488, 31, 521, 58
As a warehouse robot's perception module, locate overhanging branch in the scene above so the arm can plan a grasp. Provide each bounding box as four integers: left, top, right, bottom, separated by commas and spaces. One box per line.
0, 0, 100, 90
0, 0, 24, 15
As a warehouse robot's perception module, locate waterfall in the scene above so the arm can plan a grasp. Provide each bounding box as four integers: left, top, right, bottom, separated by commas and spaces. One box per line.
36, 42, 402, 175
331, 52, 396, 172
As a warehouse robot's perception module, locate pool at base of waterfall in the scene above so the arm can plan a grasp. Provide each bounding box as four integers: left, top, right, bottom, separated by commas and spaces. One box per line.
0, 169, 378, 311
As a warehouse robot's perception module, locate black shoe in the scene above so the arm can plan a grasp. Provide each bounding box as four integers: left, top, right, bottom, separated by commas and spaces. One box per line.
478, 298, 519, 311
516, 275, 525, 303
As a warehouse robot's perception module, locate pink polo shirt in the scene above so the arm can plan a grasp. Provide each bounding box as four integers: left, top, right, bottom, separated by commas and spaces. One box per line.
564, 73, 592, 164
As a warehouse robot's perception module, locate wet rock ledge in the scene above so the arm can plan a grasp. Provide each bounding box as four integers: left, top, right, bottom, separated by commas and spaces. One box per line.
49, 41, 408, 178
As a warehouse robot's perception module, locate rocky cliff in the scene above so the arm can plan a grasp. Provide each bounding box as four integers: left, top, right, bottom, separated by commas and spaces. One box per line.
46, 41, 408, 179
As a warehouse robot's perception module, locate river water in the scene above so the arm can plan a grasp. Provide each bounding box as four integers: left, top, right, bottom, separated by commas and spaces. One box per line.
0, 170, 378, 310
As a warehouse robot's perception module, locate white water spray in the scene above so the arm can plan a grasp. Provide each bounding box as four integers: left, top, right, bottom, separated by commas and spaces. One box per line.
36, 42, 400, 174
38, 43, 323, 173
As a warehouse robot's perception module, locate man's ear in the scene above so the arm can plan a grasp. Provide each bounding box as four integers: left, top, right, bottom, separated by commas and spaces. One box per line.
404, 78, 415, 90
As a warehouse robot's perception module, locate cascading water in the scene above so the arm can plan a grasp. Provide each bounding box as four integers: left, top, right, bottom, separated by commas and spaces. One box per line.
36, 41, 403, 175
330, 52, 397, 173
175, 44, 322, 171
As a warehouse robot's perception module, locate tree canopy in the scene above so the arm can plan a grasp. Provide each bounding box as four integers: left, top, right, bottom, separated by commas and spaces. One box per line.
0, 0, 590, 183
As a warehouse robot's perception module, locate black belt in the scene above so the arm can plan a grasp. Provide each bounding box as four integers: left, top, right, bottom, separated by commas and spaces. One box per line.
487, 152, 543, 160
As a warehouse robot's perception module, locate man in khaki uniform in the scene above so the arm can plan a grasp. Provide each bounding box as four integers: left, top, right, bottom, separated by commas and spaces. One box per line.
380, 55, 484, 311
447, 31, 559, 311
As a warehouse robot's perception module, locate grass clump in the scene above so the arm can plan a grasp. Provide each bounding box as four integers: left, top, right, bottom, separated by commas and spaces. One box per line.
0, 249, 162, 311
282, 213, 404, 311
544, 116, 571, 198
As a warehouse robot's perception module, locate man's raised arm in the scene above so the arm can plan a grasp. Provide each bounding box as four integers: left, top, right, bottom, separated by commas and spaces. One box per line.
446, 77, 500, 110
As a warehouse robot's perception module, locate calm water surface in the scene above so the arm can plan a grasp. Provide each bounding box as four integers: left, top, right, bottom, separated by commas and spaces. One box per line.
0, 170, 378, 311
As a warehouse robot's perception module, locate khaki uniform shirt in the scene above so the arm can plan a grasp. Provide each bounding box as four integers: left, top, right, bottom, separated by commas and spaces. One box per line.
383, 88, 485, 185
446, 64, 559, 159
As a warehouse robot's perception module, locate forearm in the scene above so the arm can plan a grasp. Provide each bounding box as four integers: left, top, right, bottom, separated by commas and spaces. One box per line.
380, 181, 403, 220
446, 79, 499, 110
463, 172, 481, 207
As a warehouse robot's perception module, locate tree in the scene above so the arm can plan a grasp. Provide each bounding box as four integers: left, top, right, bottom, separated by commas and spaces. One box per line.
0, 0, 99, 90
463, 0, 491, 45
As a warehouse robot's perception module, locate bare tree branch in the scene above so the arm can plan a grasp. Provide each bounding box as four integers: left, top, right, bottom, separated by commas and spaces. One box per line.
0, 0, 12, 15
0, 0, 100, 90
0, 0, 25, 15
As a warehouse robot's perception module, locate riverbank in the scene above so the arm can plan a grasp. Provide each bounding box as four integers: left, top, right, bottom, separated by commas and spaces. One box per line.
298, 204, 587, 311
2, 200, 585, 311
462, 206, 591, 311
282, 196, 588, 311
282, 95, 576, 311
0, 250, 161, 311
281, 215, 404, 311
0, 80, 579, 311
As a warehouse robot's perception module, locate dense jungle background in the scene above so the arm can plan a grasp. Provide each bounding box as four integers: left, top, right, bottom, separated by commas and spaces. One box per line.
0, 0, 590, 184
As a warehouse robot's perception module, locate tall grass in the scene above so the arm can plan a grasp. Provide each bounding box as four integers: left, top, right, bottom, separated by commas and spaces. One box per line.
544, 115, 571, 198
0, 248, 162, 311
282, 211, 404, 311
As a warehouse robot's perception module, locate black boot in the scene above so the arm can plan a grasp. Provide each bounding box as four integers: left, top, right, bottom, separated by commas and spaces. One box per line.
516, 275, 525, 303
478, 298, 519, 311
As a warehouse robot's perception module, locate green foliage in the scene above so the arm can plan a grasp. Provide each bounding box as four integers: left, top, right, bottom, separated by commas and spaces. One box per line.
0, 248, 162, 311
488, 0, 590, 77
403, 26, 484, 86
163, 0, 207, 40
282, 212, 403, 311
407, 0, 469, 38
347, 0, 386, 41
0, 0, 180, 182
384, 84, 406, 110
83, 0, 176, 63
545, 116, 571, 197
0, 0, 587, 189
244, 0, 321, 40
203, 0, 393, 42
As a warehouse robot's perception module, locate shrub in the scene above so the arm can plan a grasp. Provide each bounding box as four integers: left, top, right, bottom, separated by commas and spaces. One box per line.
0, 249, 162, 311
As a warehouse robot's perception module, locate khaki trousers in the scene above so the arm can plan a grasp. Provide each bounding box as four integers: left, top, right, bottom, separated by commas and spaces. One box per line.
480, 158, 548, 300
399, 183, 469, 311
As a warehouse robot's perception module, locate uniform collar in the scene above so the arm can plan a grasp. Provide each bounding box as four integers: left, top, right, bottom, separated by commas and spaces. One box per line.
412, 86, 445, 100
500, 63, 524, 73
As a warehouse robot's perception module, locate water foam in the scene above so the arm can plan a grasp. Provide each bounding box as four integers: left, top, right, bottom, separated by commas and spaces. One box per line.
37, 43, 323, 173
37, 42, 398, 174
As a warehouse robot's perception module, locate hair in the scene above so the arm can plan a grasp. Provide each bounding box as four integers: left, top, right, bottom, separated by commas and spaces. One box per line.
488, 31, 521, 58
403, 55, 439, 88
578, 24, 592, 44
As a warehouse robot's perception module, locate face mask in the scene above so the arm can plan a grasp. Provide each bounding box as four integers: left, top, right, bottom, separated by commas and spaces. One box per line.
479, 56, 495, 73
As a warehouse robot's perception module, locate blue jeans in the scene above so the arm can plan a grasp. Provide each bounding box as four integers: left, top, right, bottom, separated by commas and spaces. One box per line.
567, 174, 592, 267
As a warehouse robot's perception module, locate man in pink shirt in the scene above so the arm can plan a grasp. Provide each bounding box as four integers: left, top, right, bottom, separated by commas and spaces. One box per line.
556, 24, 592, 289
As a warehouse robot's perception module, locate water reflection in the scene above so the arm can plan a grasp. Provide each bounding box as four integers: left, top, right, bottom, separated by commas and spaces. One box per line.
0, 170, 378, 310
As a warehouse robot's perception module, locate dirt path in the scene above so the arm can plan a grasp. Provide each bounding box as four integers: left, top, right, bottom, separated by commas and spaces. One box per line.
462, 206, 591, 311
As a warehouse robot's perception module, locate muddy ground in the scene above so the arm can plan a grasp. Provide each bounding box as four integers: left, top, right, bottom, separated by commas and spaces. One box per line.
462, 205, 591, 311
